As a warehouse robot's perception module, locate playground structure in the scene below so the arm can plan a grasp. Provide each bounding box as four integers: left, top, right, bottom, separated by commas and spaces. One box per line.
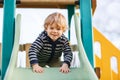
94, 28, 120, 80
4, 13, 99, 80
0, 0, 120, 80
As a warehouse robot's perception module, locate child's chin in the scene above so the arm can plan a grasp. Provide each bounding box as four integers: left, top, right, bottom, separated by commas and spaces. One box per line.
52, 38, 58, 41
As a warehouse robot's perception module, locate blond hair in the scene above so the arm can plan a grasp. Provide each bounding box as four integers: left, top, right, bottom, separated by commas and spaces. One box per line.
44, 12, 67, 32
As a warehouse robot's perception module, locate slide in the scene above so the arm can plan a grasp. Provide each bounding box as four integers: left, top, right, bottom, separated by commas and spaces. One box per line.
4, 14, 98, 80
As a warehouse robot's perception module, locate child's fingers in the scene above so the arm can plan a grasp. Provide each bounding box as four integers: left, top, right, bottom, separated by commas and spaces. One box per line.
33, 68, 44, 73
59, 68, 70, 73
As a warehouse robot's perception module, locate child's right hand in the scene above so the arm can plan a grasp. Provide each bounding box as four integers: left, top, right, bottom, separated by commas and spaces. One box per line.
32, 64, 44, 73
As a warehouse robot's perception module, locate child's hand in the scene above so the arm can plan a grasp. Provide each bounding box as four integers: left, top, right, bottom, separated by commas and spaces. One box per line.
32, 64, 44, 73
59, 63, 70, 73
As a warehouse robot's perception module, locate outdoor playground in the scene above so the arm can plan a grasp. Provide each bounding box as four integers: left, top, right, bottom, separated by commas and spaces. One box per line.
0, 0, 120, 80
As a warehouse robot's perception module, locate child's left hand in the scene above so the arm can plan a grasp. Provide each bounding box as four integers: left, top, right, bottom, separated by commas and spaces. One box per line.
59, 63, 70, 73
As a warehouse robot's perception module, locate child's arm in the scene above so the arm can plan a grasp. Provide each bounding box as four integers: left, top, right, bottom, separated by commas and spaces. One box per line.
28, 34, 44, 73
60, 38, 73, 73
32, 64, 44, 73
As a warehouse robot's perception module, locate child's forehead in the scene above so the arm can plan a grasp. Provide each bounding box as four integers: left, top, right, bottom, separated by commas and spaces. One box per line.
49, 23, 62, 28
49, 22, 56, 26
49, 23, 59, 27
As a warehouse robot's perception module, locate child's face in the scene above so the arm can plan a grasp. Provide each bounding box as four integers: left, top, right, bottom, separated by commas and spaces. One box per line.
46, 23, 64, 41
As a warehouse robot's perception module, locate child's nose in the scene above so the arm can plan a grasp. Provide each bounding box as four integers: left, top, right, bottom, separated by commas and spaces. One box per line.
53, 29, 58, 33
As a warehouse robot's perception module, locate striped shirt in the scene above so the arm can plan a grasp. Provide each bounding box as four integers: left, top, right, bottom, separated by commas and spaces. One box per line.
28, 31, 73, 67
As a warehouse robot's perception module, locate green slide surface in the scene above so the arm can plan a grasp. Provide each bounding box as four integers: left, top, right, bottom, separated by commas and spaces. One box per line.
4, 14, 98, 80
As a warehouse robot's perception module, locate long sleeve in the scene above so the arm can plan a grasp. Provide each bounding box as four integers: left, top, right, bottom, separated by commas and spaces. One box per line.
28, 35, 44, 65
63, 39, 73, 67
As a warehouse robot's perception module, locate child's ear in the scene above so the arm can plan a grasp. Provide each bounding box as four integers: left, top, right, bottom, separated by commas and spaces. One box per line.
45, 28, 48, 31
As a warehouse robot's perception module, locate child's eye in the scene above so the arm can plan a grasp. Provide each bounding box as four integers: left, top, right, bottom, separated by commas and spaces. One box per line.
50, 27, 54, 30
57, 28, 61, 30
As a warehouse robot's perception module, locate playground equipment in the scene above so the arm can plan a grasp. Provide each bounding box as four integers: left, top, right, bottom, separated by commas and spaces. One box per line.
1, 0, 120, 80
94, 28, 120, 80
4, 13, 98, 80
1, 0, 98, 80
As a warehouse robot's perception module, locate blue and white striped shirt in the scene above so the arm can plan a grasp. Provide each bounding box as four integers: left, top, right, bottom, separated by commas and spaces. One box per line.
29, 31, 73, 67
